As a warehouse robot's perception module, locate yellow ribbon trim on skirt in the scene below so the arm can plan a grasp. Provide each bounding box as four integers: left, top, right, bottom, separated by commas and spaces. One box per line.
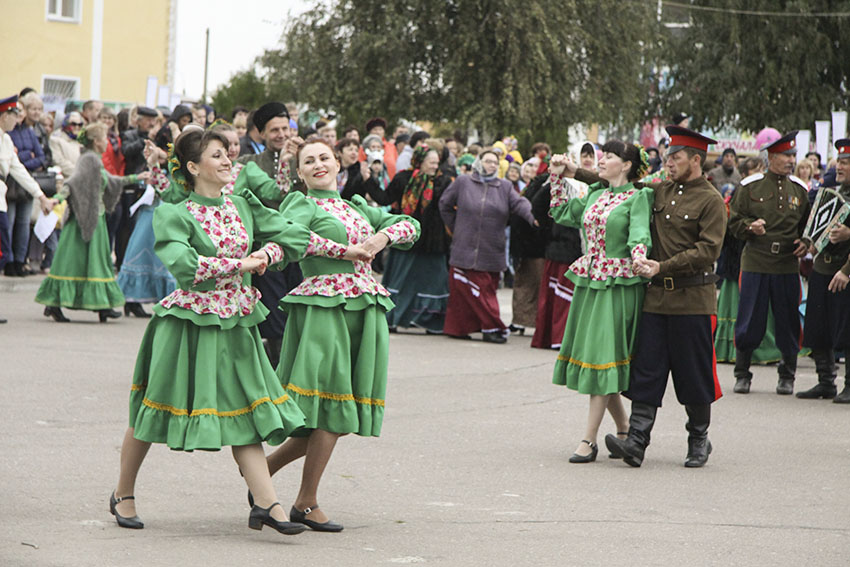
557, 355, 631, 370
47, 273, 116, 282
141, 394, 290, 418
285, 383, 385, 407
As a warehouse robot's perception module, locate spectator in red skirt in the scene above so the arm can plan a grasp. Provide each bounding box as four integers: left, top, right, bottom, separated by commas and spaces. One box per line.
439, 149, 536, 343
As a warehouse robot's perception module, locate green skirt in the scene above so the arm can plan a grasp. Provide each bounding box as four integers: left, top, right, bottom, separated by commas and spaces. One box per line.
277, 296, 389, 437
129, 314, 306, 451
553, 284, 644, 395
715, 279, 783, 364
35, 215, 124, 310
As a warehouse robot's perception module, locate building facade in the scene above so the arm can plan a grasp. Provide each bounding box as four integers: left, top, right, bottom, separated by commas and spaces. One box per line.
1, 0, 176, 105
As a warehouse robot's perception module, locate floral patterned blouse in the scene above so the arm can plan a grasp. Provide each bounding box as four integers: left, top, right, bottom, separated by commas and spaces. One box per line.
549, 173, 653, 288
289, 194, 419, 299
153, 189, 336, 322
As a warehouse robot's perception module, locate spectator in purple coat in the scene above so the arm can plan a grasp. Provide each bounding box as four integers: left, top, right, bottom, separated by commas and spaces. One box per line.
439, 148, 536, 343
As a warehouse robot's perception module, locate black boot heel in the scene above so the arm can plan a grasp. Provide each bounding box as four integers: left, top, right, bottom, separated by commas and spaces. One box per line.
44, 306, 70, 322
248, 502, 306, 535
124, 303, 151, 318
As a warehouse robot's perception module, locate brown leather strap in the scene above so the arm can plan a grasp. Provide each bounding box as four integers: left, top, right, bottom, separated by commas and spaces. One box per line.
650, 273, 719, 291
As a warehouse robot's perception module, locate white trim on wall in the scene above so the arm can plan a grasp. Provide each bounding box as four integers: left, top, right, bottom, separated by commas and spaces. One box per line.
89, 0, 104, 99
45, 0, 82, 24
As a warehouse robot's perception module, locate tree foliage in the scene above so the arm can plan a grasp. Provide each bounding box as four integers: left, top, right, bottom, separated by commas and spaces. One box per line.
657, 0, 850, 132
250, 0, 661, 147
212, 0, 848, 143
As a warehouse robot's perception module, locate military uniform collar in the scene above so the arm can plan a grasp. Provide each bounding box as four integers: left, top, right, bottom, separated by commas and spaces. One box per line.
765, 170, 786, 182
668, 175, 706, 190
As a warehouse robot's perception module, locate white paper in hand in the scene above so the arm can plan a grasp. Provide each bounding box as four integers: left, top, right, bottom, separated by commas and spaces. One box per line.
129, 184, 156, 216
34, 211, 59, 243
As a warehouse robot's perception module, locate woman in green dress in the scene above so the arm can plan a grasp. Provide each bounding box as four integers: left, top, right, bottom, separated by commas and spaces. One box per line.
548, 142, 653, 463
262, 140, 420, 532
109, 129, 372, 536
35, 123, 144, 322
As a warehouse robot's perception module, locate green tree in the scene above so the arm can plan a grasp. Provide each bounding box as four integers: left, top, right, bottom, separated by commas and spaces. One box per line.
211, 68, 271, 121
253, 0, 661, 148
657, 0, 850, 132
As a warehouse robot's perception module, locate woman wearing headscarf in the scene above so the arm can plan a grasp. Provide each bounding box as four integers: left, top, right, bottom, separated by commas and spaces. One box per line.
381, 144, 452, 332
439, 148, 536, 343
36, 123, 147, 322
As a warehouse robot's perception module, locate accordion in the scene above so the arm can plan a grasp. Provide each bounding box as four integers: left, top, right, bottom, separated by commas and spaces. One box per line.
802, 188, 850, 254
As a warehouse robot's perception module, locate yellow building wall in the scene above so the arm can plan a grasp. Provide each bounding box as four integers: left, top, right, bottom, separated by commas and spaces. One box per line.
101, 0, 171, 104
0, 0, 170, 104
0, 1, 94, 98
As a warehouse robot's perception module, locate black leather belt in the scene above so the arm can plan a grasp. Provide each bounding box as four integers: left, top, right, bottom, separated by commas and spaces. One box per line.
650, 273, 719, 291
747, 239, 797, 255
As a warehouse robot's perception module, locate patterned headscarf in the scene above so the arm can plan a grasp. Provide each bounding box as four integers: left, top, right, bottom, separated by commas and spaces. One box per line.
400, 144, 437, 216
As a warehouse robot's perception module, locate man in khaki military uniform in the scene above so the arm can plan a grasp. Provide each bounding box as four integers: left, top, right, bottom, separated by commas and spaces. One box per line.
605, 126, 726, 468
728, 131, 810, 395
797, 139, 850, 404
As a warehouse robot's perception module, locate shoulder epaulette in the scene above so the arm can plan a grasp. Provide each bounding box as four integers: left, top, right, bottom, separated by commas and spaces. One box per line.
789, 175, 808, 189
740, 173, 764, 186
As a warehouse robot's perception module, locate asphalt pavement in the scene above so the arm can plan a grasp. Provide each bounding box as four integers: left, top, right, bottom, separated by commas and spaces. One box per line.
1, 275, 848, 566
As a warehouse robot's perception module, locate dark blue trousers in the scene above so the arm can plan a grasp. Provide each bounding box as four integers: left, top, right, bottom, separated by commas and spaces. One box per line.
803, 270, 850, 350
624, 312, 722, 407
735, 272, 801, 357
255, 263, 303, 341
0, 211, 11, 271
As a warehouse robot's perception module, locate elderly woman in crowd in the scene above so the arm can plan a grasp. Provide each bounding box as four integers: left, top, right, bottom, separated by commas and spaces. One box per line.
36, 123, 148, 322
382, 144, 452, 333
361, 134, 391, 192
49, 111, 83, 177
438, 148, 536, 343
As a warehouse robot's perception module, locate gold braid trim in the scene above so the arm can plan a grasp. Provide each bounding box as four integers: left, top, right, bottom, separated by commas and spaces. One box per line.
557, 355, 631, 370
47, 274, 116, 282
130, 383, 147, 392
141, 394, 290, 418
285, 383, 385, 407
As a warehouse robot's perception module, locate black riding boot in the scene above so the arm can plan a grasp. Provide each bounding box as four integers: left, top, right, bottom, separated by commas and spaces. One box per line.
834, 355, 850, 404
604, 402, 657, 468
684, 405, 712, 468
796, 349, 837, 399
776, 354, 797, 395
733, 348, 754, 393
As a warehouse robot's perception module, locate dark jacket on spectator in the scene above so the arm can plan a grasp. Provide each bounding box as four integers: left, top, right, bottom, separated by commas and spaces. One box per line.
510, 174, 548, 265
385, 169, 451, 254
9, 123, 47, 172
528, 174, 583, 265
120, 128, 149, 175
339, 161, 390, 204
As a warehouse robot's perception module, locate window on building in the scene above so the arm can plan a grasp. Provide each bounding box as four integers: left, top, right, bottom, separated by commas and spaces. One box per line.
43, 76, 80, 100
47, 0, 81, 22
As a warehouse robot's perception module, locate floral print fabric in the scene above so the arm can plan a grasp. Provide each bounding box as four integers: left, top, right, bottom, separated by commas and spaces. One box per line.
289, 197, 418, 299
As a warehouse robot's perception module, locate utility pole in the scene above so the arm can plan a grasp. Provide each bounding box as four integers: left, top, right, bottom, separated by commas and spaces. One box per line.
202, 28, 210, 102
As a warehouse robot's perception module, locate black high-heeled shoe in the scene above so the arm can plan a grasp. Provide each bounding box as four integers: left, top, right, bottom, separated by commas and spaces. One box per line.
508, 324, 525, 336
124, 303, 151, 318
248, 502, 306, 535
110, 492, 144, 529
44, 306, 70, 323
290, 505, 344, 532
609, 431, 628, 459
569, 440, 598, 463
98, 309, 122, 323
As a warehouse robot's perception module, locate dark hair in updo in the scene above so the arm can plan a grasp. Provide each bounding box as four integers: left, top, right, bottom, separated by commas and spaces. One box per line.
600, 140, 646, 181
173, 127, 230, 189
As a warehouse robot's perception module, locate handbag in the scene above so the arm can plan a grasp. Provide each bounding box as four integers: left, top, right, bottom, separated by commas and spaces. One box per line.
4, 170, 57, 201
